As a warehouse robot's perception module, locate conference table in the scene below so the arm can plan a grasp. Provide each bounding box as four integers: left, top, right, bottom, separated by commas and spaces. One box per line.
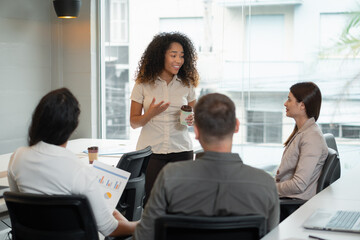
67, 138, 137, 166
1, 139, 359, 240
0, 139, 137, 214
261, 162, 360, 240
0, 153, 11, 216
0, 138, 140, 238
0, 138, 201, 213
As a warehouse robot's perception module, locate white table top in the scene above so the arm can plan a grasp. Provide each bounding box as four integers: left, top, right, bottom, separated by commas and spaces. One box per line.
5, 138, 358, 239
261, 163, 360, 240
67, 138, 137, 166
0, 153, 12, 213
0, 138, 138, 213
67, 138, 201, 166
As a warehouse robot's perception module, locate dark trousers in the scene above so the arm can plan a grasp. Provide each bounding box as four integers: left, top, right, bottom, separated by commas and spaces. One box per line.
143, 151, 193, 207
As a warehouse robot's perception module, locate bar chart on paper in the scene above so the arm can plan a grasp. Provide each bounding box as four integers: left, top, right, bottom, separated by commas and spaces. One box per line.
93, 161, 130, 210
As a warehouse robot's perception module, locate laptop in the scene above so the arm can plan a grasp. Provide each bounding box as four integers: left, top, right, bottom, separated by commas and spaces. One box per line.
303, 209, 360, 233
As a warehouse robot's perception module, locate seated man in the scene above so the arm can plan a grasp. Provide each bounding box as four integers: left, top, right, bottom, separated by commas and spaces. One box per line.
134, 93, 280, 240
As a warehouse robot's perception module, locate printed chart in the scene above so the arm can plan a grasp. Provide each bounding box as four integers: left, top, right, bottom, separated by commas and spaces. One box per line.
93, 161, 130, 210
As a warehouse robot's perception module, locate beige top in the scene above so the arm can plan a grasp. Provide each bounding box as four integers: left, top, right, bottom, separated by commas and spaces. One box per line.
130, 75, 196, 154
276, 118, 328, 200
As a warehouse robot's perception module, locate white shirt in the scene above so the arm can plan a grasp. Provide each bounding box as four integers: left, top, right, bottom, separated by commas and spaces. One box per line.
7, 141, 118, 237
130, 75, 196, 154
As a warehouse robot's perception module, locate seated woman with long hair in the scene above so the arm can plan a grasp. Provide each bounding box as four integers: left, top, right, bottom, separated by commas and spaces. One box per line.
276, 82, 328, 200
8, 88, 138, 237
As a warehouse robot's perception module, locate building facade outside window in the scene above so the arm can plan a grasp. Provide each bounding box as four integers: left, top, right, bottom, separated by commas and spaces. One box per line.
101, 0, 129, 139
100, 0, 360, 171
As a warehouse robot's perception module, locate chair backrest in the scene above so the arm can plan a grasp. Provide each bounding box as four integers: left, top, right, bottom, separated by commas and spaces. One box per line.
316, 147, 341, 193
116, 146, 152, 179
116, 146, 152, 221
117, 172, 146, 221
4, 191, 99, 240
155, 214, 266, 240
323, 133, 339, 155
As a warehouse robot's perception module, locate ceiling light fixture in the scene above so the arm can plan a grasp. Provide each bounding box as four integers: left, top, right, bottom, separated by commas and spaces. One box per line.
53, 0, 82, 19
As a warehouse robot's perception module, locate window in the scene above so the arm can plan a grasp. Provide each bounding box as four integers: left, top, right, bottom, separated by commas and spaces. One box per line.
100, 0, 360, 170
246, 14, 285, 61
343, 125, 360, 139
109, 0, 128, 43
319, 13, 350, 58
320, 123, 340, 137
247, 110, 282, 143
159, 17, 204, 52
101, 0, 129, 139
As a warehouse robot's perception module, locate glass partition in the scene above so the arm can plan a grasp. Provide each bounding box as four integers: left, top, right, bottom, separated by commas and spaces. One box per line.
100, 0, 360, 172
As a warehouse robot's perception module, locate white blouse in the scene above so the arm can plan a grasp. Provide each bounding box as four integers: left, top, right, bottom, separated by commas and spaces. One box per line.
130, 75, 196, 154
7, 141, 118, 236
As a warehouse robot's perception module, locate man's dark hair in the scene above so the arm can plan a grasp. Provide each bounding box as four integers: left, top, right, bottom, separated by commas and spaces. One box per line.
194, 93, 236, 143
28, 88, 80, 146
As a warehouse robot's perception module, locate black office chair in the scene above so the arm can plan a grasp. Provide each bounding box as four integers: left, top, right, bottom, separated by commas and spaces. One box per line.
155, 214, 266, 240
4, 191, 99, 240
323, 133, 339, 155
323, 133, 341, 181
116, 146, 152, 221
280, 147, 340, 221
316, 147, 341, 192
116, 146, 152, 179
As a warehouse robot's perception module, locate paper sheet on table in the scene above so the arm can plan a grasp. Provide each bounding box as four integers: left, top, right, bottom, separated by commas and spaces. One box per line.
92, 161, 130, 210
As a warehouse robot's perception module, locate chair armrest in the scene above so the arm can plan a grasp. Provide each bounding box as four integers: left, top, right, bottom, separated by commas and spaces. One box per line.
280, 198, 306, 206
104, 235, 132, 240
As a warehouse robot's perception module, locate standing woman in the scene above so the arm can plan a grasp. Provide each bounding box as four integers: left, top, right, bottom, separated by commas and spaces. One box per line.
276, 82, 328, 200
130, 32, 199, 205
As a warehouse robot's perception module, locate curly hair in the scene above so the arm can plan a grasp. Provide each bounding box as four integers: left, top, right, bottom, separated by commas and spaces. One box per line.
135, 32, 199, 87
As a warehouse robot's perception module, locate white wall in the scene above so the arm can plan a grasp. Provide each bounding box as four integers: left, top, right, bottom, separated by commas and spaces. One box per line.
0, 0, 97, 154
0, 0, 52, 154
54, 0, 99, 141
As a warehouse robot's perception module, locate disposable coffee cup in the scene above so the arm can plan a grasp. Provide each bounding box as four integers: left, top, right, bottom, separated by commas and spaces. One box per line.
180, 105, 193, 126
88, 146, 98, 164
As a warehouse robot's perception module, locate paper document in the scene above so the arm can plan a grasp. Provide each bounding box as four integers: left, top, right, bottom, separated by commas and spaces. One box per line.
92, 161, 130, 210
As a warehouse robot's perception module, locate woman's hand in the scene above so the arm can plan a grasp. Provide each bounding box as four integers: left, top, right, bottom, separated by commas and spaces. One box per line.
186, 100, 196, 126
110, 209, 139, 237
185, 113, 194, 126
113, 209, 128, 221
147, 98, 170, 118
130, 98, 170, 129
